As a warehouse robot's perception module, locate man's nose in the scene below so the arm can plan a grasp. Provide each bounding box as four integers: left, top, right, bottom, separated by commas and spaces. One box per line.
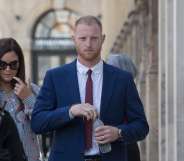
85, 38, 92, 47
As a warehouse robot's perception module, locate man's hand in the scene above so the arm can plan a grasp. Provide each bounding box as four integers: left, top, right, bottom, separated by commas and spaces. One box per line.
13, 77, 32, 100
95, 126, 120, 144
69, 103, 97, 120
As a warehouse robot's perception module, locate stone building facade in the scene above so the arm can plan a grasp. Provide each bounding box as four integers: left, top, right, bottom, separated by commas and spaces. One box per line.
111, 0, 184, 161
0, 0, 183, 161
110, 1, 158, 161
0, 0, 137, 80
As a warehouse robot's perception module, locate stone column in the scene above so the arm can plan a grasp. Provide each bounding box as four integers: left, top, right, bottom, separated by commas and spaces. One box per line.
159, 0, 184, 161
176, 0, 184, 160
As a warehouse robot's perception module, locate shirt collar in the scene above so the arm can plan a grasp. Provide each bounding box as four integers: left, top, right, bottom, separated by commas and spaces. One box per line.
77, 59, 103, 75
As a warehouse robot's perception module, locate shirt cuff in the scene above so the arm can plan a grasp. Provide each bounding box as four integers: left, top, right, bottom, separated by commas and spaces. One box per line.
22, 94, 36, 107
69, 108, 74, 119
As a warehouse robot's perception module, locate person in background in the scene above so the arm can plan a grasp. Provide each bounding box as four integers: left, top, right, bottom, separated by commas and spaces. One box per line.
31, 15, 149, 161
0, 104, 27, 161
107, 53, 137, 78
0, 38, 40, 161
107, 53, 140, 161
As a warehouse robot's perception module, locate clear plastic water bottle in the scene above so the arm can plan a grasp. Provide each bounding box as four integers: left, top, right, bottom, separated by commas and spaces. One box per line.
93, 118, 111, 154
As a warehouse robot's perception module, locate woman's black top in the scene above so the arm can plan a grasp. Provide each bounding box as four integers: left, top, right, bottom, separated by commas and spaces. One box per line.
0, 111, 27, 161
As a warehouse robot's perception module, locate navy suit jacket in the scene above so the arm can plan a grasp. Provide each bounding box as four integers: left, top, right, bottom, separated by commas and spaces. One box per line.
31, 60, 149, 161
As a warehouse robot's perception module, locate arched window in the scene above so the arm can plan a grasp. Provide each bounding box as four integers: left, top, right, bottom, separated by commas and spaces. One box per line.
31, 8, 79, 85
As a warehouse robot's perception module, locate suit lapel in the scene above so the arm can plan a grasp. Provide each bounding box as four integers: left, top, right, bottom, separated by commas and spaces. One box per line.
100, 63, 116, 119
66, 60, 81, 104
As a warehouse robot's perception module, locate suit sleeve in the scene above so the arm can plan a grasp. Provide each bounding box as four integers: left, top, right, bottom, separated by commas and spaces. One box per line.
118, 74, 149, 143
31, 70, 71, 134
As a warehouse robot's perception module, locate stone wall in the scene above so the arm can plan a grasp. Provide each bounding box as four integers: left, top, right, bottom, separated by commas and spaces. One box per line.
110, 0, 159, 161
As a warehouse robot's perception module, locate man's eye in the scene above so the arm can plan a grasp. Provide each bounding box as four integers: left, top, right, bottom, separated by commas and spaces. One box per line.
79, 37, 86, 40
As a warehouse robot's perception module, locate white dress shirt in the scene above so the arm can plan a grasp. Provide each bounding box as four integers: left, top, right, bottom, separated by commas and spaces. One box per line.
77, 59, 103, 155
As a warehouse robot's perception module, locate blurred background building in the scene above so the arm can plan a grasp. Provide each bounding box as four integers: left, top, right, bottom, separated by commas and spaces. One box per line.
0, 0, 183, 161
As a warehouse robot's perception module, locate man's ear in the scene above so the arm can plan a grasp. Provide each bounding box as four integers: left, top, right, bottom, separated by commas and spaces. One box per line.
102, 34, 106, 43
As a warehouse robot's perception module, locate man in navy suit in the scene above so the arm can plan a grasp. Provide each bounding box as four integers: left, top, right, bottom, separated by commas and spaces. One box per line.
31, 15, 149, 161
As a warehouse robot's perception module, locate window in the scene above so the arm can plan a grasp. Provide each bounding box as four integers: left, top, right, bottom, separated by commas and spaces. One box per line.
32, 8, 79, 85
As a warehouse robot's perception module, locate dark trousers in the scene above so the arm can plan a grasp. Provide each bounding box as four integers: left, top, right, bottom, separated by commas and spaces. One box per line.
127, 143, 140, 161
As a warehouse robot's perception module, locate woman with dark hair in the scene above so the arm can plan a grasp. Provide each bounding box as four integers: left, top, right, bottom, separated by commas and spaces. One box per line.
0, 38, 40, 161
107, 53, 141, 161
0, 105, 27, 161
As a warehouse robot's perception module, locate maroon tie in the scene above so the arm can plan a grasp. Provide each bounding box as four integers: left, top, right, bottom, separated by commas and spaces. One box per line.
84, 69, 93, 150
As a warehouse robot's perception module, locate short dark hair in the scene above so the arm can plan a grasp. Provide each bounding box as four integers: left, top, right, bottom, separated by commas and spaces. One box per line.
75, 15, 102, 31
0, 38, 25, 82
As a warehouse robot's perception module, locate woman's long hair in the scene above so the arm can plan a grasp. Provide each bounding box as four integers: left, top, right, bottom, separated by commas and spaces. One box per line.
0, 38, 25, 82
0, 38, 26, 109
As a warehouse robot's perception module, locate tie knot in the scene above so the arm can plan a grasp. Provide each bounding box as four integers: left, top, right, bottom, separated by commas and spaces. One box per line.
87, 69, 92, 76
